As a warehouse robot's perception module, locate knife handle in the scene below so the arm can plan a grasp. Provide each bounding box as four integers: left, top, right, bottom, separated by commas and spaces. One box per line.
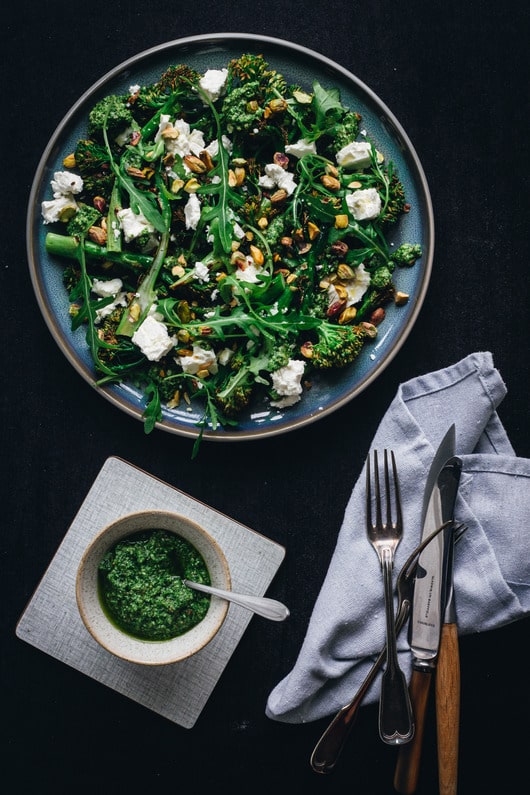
435, 622, 460, 795
393, 669, 432, 794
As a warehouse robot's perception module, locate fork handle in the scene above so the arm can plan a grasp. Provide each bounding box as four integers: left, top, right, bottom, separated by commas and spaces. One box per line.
379, 665, 415, 744
310, 600, 412, 774
379, 554, 414, 744
393, 669, 433, 793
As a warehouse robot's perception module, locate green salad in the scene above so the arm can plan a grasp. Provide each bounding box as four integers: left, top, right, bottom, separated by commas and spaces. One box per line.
41, 53, 422, 451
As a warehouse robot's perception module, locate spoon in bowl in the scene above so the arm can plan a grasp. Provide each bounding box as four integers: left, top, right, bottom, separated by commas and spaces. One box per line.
183, 579, 290, 622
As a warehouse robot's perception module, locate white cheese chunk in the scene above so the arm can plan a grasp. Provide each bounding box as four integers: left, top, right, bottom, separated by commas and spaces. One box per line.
91, 278, 124, 298
327, 263, 371, 308
258, 163, 297, 195
204, 135, 233, 157
199, 69, 228, 102
116, 208, 155, 242
335, 141, 372, 170
94, 292, 128, 324
41, 195, 78, 224
132, 315, 175, 361
192, 261, 210, 283
50, 170, 84, 196
218, 347, 234, 366
157, 117, 206, 158
270, 359, 306, 408
345, 187, 382, 221
184, 194, 202, 230
114, 125, 135, 147
177, 344, 218, 375
284, 138, 317, 158
234, 258, 264, 284
41, 169, 84, 223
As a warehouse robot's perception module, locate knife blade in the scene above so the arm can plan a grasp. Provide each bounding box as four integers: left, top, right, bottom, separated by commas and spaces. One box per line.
393, 425, 462, 794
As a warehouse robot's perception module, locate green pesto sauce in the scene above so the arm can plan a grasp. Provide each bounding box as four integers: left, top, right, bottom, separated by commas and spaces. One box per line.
98, 529, 211, 641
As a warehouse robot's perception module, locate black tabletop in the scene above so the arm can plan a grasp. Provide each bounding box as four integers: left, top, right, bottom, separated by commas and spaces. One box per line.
3, 2, 529, 792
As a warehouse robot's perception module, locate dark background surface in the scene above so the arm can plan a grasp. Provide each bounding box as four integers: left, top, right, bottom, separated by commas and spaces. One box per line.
3, 2, 529, 792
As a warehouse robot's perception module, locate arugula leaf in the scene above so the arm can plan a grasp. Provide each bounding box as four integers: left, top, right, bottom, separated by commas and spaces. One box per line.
302, 193, 340, 224
115, 174, 172, 337
312, 81, 344, 134
143, 381, 162, 434
102, 118, 167, 234
115, 158, 167, 234
70, 237, 140, 381
194, 89, 246, 253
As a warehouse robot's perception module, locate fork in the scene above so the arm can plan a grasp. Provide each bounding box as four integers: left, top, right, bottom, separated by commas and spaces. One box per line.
366, 449, 414, 745
310, 519, 463, 774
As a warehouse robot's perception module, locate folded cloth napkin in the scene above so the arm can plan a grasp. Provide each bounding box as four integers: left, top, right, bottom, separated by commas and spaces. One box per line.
266, 351, 530, 723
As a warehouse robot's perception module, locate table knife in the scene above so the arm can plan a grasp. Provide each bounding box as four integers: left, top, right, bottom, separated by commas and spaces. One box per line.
393, 425, 462, 794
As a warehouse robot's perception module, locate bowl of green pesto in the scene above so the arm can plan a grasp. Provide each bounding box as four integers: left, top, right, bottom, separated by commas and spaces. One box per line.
76, 510, 231, 664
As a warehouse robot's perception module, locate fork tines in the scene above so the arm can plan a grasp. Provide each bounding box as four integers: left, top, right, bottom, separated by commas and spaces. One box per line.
366, 449, 403, 535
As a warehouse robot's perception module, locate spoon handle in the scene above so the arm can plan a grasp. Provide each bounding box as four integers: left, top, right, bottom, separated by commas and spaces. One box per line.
183, 580, 290, 622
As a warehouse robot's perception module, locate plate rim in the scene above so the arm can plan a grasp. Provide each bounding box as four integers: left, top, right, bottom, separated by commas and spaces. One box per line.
26, 32, 434, 442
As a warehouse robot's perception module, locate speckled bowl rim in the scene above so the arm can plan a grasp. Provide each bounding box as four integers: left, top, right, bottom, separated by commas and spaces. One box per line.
76, 510, 231, 665
27, 32, 434, 442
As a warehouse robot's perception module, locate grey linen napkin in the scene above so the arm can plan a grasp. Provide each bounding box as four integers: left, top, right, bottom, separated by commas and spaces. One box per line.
266, 351, 530, 723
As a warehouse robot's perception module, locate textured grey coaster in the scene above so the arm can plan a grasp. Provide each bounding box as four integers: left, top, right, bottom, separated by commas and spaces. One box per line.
16, 456, 286, 728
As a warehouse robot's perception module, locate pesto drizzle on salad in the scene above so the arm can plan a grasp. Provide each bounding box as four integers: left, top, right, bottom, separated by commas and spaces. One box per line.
41, 54, 422, 454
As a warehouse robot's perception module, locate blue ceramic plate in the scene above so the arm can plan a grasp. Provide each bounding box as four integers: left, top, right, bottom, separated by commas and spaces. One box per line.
27, 33, 434, 441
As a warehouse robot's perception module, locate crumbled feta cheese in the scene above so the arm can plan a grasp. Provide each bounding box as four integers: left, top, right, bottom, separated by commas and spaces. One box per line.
156, 113, 172, 138
217, 347, 234, 366
177, 344, 218, 375
157, 116, 206, 158
94, 292, 128, 324
192, 261, 210, 283
233, 222, 246, 239
234, 258, 264, 284
41, 195, 78, 224
335, 140, 372, 170
199, 68, 228, 102
270, 359, 306, 408
328, 263, 371, 308
114, 125, 135, 147
116, 207, 155, 242
129, 84, 141, 95
258, 163, 297, 195
284, 138, 317, 159
131, 315, 175, 361
51, 171, 84, 197
204, 135, 232, 157
345, 187, 382, 221
184, 193, 202, 230
41, 169, 84, 223
91, 278, 123, 298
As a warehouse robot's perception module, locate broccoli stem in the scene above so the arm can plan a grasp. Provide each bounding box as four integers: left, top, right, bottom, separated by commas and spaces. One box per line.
105, 180, 122, 253
116, 182, 172, 337
45, 232, 152, 271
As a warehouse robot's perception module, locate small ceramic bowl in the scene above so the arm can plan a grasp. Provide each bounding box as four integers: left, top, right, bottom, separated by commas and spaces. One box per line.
76, 510, 231, 665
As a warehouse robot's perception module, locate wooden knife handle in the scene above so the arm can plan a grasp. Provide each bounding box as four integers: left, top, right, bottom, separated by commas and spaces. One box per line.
393, 668, 432, 794
435, 622, 460, 795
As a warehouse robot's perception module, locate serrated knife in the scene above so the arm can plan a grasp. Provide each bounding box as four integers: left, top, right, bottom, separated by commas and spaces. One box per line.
393, 425, 462, 794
